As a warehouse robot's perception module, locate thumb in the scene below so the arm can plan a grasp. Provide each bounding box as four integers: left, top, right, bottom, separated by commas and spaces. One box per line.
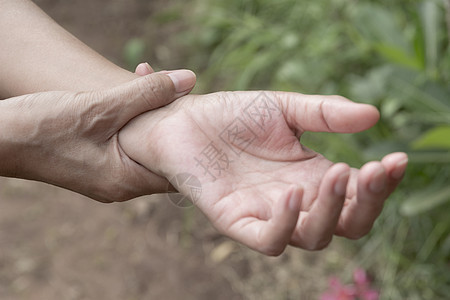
277, 93, 380, 133
91, 69, 196, 129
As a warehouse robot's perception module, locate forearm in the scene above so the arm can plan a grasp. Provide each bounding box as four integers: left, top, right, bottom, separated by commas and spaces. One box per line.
0, 0, 138, 98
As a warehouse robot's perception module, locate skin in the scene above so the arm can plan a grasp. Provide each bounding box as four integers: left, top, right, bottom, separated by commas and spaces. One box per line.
0, 0, 408, 254
0, 0, 138, 96
0, 0, 196, 200
119, 87, 408, 255
0, 71, 196, 202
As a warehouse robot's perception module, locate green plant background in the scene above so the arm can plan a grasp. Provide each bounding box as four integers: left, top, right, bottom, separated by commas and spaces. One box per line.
125, 0, 450, 298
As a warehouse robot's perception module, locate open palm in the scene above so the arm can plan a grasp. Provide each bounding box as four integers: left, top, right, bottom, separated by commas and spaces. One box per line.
119, 91, 407, 255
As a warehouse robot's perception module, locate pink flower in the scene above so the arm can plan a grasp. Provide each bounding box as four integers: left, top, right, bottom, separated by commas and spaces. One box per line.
353, 269, 379, 300
320, 277, 356, 300
353, 268, 369, 286
320, 268, 379, 300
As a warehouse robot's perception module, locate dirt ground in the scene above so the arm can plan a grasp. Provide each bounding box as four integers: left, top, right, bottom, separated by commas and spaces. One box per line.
0, 1, 353, 299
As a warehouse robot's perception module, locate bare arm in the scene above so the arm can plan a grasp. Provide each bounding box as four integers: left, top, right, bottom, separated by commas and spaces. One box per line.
0, 0, 196, 199
0, 0, 138, 98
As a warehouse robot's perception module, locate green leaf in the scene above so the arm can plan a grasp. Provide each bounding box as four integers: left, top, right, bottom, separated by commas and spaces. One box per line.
412, 126, 450, 150
407, 151, 450, 163
389, 69, 450, 113
353, 3, 411, 53
374, 43, 422, 70
401, 185, 450, 216
420, 1, 441, 73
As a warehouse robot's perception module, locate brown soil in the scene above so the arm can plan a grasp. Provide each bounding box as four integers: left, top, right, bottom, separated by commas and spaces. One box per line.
0, 1, 352, 299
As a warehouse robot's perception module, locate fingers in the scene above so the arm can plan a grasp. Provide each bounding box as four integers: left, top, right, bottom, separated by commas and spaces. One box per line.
381, 152, 408, 193
135, 62, 154, 75
290, 163, 350, 250
336, 162, 387, 238
89, 69, 196, 130
336, 152, 408, 239
277, 92, 380, 134
235, 186, 303, 256
135, 63, 175, 77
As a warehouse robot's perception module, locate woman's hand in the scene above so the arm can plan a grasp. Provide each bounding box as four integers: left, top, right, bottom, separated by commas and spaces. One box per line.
0, 70, 196, 202
118, 91, 407, 255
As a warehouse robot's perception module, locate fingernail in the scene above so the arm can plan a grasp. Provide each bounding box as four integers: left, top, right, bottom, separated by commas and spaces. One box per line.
369, 169, 386, 193
144, 62, 153, 73
334, 171, 350, 196
391, 158, 408, 179
167, 70, 196, 93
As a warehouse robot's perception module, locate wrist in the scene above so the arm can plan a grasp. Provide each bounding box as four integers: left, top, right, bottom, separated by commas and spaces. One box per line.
118, 108, 172, 179
0, 99, 26, 177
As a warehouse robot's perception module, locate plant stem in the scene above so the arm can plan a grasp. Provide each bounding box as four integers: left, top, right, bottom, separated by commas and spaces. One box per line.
445, 0, 450, 43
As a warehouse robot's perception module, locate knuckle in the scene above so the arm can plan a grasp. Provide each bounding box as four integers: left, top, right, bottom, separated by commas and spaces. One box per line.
85, 183, 116, 203
345, 230, 368, 240
139, 75, 174, 109
88, 174, 133, 203
92, 196, 114, 204
258, 242, 286, 257
260, 246, 285, 257
74, 91, 117, 138
95, 186, 130, 203
314, 238, 333, 250
329, 95, 348, 102
303, 237, 333, 251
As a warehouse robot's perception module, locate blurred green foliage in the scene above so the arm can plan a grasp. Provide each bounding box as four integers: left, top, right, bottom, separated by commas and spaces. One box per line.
147, 0, 450, 298
123, 37, 146, 70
